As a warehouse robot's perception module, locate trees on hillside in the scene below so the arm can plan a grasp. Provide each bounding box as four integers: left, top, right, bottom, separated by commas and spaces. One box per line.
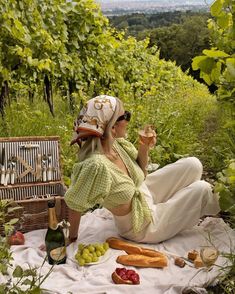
109, 11, 187, 33
192, 0, 235, 103
109, 12, 211, 81
193, 0, 235, 250
148, 15, 210, 72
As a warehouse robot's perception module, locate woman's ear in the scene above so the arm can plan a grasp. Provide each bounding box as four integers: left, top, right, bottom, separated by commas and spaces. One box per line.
111, 125, 116, 138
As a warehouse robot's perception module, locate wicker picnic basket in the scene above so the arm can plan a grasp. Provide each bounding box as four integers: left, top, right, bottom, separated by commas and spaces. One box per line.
0, 136, 69, 233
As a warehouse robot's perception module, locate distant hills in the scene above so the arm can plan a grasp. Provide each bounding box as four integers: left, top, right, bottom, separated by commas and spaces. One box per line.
96, 0, 213, 4
95, 0, 213, 15
97, 0, 212, 3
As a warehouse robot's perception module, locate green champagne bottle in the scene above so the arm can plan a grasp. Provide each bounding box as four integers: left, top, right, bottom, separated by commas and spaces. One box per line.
45, 199, 66, 265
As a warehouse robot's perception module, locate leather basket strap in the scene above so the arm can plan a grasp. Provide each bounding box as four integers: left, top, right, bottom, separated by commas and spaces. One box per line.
55, 196, 62, 217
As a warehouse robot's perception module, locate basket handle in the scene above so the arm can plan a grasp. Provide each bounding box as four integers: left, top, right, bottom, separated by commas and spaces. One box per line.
23, 210, 48, 220
55, 196, 62, 216
22, 196, 63, 220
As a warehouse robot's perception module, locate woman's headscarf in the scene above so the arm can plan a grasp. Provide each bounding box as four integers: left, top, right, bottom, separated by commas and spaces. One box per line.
71, 95, 117, 146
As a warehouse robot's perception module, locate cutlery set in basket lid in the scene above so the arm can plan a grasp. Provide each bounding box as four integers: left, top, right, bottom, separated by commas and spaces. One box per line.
0, 136, 68, 233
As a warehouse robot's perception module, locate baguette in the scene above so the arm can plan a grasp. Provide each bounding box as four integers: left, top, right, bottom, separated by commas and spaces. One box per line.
116, 254, 168, 268
106, 237, 165, 258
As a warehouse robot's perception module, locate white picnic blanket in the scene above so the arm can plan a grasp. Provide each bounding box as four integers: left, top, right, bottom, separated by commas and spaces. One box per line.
3, 208, 235, 294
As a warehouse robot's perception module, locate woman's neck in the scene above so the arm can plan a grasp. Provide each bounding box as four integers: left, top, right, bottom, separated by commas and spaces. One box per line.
101, 136, 115, 154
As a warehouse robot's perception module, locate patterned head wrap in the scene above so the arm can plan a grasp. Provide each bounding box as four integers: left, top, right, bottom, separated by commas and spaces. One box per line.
71, 95, 117, 145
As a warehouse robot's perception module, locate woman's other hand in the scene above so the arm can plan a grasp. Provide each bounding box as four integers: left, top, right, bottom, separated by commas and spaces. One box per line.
65, 236, 78, 246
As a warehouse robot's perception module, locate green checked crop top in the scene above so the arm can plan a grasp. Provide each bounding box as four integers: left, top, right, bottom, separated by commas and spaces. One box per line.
64, 138, 152, 234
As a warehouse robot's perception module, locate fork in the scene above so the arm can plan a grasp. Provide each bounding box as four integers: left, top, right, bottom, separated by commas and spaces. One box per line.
10, 156, 17, 185
42, 155, 48, 182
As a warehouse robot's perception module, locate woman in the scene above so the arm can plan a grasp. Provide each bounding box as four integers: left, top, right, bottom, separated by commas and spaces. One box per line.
65, 95, 220, 244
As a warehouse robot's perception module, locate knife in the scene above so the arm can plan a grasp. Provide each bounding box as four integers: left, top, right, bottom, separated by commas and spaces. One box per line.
162, 249, 194, 267
42, 155, 47, 182
20, 144, 40, 149
47, 153, 52, 181
0, 147, 5, 185
35, 154, 42, 181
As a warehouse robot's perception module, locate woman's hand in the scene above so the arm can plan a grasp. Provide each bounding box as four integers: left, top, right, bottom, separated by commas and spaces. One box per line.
137, 125, 157, 175
67, 208, 81, 245
65, 236, 78, 246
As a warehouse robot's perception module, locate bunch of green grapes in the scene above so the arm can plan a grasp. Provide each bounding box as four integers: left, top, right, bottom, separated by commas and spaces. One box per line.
75, 242, 109, 266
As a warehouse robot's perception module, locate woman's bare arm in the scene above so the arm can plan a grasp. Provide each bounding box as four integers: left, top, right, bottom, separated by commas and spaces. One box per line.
68, 208, 81, 244
137, 143, 149, 176
137, 132, 157, 176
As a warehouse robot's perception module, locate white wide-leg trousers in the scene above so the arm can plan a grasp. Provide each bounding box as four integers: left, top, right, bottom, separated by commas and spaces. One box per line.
114, 157, 220, 244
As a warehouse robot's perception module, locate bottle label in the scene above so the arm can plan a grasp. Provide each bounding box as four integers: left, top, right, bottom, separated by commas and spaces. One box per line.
50, 246, 66, 261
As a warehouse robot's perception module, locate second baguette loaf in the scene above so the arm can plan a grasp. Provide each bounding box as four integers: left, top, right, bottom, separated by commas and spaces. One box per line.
116, 254, 168, 268
106, 237, 165, 258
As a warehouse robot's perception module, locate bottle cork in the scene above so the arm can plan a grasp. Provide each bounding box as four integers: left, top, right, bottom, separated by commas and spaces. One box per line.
174, 257, 186, 268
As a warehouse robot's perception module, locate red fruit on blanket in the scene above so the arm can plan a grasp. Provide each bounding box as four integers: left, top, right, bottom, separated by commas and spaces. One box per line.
8, 230, 25, 245
112, 267, 140, 285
